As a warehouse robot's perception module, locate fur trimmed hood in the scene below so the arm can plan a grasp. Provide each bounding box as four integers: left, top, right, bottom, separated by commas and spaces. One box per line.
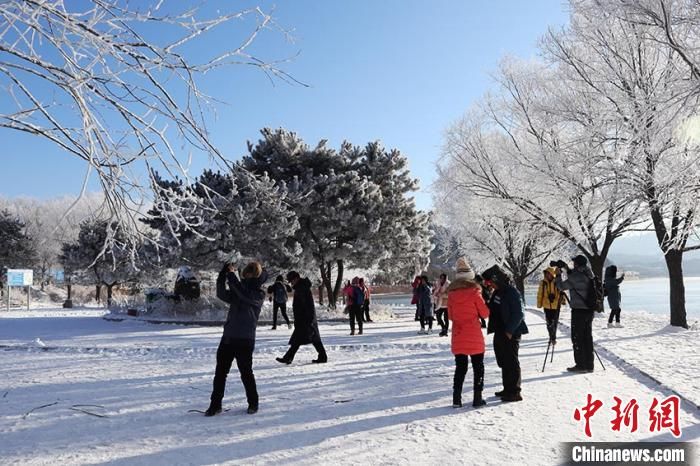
447, 277, 481, 292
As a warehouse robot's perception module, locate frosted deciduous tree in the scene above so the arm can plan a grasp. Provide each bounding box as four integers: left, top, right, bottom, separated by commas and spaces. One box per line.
544, 1, 700, 327
0, 0, 298, 255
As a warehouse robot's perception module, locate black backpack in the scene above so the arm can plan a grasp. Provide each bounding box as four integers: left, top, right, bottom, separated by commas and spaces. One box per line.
585, 275, 604, 312
573, 273, 604, 312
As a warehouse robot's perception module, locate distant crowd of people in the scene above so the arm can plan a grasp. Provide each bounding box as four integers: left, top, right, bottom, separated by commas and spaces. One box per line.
204, 254, 625, 416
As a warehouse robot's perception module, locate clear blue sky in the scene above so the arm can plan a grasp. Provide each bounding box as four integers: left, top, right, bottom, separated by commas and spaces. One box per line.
0, 0, 569, 211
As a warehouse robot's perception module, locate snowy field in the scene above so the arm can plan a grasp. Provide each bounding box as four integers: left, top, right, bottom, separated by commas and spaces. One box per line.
1, 307, 698, 465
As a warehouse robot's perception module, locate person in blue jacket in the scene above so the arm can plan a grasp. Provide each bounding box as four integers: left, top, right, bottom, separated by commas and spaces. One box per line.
482, 265, 528, 402
205, 261, 268, 416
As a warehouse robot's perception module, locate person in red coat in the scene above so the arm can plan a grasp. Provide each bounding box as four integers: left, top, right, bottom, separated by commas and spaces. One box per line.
448, 257, 490, 408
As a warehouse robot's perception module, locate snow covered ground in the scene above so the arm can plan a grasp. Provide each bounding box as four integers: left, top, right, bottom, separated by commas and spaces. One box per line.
1, 306, 698, 465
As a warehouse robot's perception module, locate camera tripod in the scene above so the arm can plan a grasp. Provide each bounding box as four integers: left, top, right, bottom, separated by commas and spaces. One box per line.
542, 340, 606, 372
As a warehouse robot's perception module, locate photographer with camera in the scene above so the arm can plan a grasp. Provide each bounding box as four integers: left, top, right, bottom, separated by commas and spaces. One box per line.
205, 261, 268, 416
536, 267, 568, 345
553, 255, 596, 373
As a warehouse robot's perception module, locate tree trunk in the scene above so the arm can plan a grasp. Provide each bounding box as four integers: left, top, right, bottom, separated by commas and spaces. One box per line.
95, 284, 102, 304
67, 283, 72, 300
107, 284, 114, 307
318, 284, 324, 306
664, 250, 688, 328
332, 260, 344, 308
319, 262, 335, 310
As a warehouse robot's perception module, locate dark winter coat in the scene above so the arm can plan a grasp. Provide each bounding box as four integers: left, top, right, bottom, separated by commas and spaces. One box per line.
604, 267, 624, 310
416, 283, 433, 318
556, 265, 594, 311
217, 268, 269, 344
288, 277, 322, 346
267, 281, 292, 304
486, 283, 528, 338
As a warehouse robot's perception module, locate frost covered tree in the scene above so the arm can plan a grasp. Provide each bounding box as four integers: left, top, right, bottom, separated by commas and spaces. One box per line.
543, 1, 700, 327
433, 190, 564, 301
0, 194, 103, 290
144, 168, 300, 270
242, 128, 431, 306
60, 218, 153, 306
0, 209, 36, 279
0, 0, 299, 254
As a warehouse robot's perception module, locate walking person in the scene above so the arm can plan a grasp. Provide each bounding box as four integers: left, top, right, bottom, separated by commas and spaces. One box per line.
276, 271, 328, 365
536, 267, 568, 345
554, 255, 596, 373
348, 277, 365, 335
448, 258, 489, 408
205, 261, 268, 416
433, 273, 451, 336
416, 275, 434, 334
482, 265, 528, 402
604, 265, 625, 328
267, 275, 292, 330
359, 277, 372, 322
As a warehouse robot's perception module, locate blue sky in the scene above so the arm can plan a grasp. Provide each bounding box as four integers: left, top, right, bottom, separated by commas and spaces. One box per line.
0, 0, 569, 211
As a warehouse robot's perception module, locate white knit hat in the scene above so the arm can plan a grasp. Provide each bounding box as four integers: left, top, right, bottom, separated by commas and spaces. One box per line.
455, 257, 475, 280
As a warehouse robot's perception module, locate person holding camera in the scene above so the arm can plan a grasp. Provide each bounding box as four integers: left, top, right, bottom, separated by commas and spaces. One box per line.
482, 265, 528, 402
536, 267, 568, 345
604, 265, 625, 328
553, 255, 595, 373
206, 261, 268, 416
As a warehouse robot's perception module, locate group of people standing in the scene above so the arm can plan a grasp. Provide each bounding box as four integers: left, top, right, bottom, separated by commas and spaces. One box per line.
342, 277, 372, 335
536, 255, 625, 373
204, 254, 625, 417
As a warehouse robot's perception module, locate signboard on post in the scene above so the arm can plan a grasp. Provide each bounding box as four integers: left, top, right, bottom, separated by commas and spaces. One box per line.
7, 269, 33, 287
6, 269, 33, 311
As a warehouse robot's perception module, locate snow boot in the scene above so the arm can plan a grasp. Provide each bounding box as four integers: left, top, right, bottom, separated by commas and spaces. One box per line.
276, 357, 292, 365
501, 393, 523, 402
567, 366, 586, 373
494, 390, 506, 397
204, 401, 222, 417
472, 392, 486, 408
607, 322, 614, 328
247, 405, 258, 415
312, 357, 328, 364
615, 322, 623, 328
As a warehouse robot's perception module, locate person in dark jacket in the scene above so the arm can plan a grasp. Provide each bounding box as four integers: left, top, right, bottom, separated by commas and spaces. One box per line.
267, 275, 292, 330
416, 275, 434, 334
483, 265, 528, 402
276, 271, 328, 364
555, 255, 595, 373
604, 265, 625, 328
206, 261, 268, 416
348, 277, 365, 335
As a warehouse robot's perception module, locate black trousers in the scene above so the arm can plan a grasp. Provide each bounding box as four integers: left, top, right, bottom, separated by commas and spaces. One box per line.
283, 340, 327, 362
362, 299, 371, 322
272, 302, 290, 328
211, 337, 258, 408
436, 308, 449, 333
453, 353, 484, 404
493, 332, 521, 395
544, 308, 560, 342
608, 308, 621, 324
571, 310, 594, 370
419, 315, 433, 329
349, 304, 363, 333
